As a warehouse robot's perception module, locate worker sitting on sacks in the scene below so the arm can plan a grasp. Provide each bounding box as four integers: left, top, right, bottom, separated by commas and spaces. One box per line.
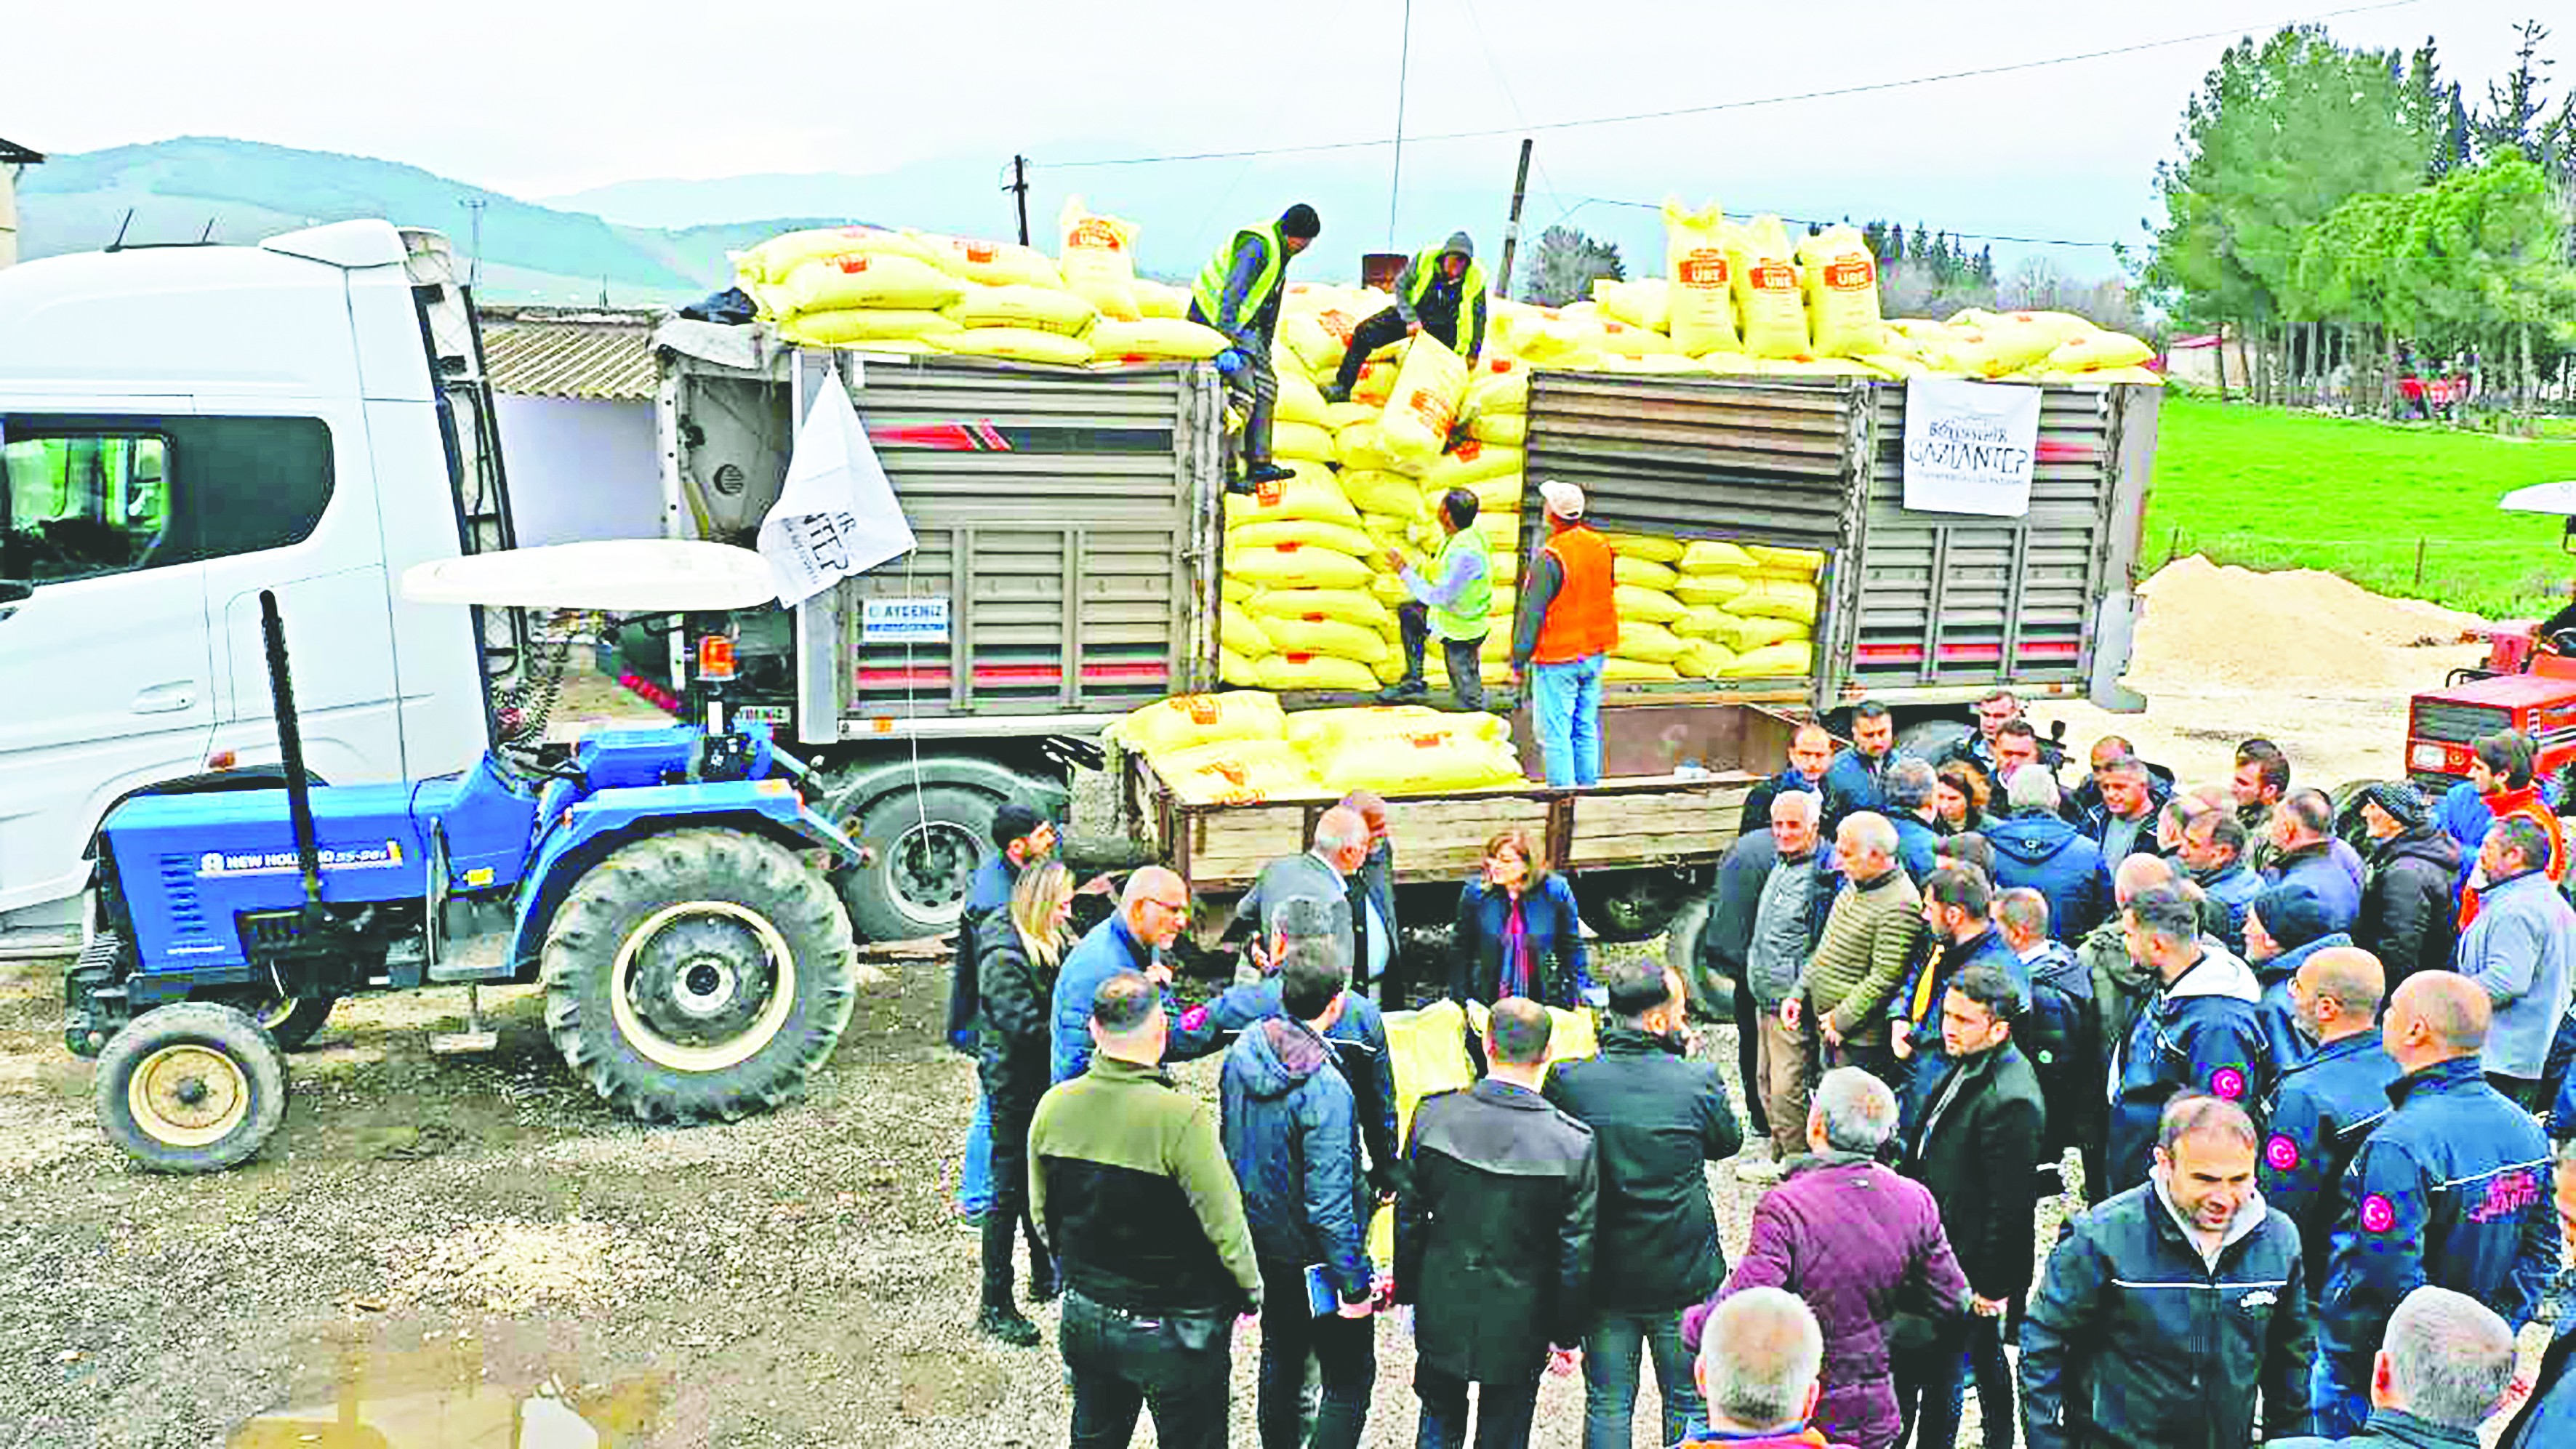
1189, 203, 1323, 493
1381, 486, 1493, 711
1325, 232, 1487, 404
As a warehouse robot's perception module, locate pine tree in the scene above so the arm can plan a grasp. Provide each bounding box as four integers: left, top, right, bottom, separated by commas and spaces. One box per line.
1974, 245, 1997, 287
1885, 224, 1908, 265
1862, 220, 1890, 259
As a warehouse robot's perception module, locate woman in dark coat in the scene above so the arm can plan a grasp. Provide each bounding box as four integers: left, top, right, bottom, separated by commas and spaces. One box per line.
975, 860, 1072, 1345
1451, 828, 1593, 1008
1932, 763, 1989, 837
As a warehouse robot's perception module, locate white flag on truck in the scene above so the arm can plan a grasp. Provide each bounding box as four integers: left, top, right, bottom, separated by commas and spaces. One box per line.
1901, 378, 2042, 518
758, 380, 915, 608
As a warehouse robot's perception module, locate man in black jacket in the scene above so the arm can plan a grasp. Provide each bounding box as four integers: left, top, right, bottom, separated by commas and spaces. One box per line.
1546, 959, 1744, 1449
2352, 782, 2462, 990
2021, 1093, 2314, 1449
2268, 1285, 2516, 1449
1895, 964, 2047, 1449
955, 804, 1055, 1224
1397, 998, 1599, 1449
1699, 823, 1781, 1138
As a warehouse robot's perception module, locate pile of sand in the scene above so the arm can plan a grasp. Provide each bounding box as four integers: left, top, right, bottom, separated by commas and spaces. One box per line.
2129, 554, 2487, 691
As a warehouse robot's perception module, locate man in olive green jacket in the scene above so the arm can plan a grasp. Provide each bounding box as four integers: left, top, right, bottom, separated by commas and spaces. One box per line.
1785, 813, 1925, 1085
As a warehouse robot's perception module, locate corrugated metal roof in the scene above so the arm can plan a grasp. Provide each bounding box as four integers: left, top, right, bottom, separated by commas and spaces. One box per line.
480, 312, 657, 401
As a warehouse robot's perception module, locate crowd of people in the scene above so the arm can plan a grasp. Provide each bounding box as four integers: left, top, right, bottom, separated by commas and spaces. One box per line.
942, 691, 2576, 1449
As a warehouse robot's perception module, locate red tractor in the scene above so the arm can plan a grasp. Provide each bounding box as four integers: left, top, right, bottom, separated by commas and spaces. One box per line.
2402, 482, 2576, 803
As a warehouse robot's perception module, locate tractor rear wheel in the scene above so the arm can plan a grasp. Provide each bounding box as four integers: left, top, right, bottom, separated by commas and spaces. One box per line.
541, 829, 856, 1123
95, 1002, 289, 1173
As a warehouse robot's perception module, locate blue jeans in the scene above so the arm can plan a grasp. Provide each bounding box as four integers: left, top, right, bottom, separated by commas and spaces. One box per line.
957, 1089, 994, 1218
1530, 653, 1604, 787
1582, 1309, 1702, 1449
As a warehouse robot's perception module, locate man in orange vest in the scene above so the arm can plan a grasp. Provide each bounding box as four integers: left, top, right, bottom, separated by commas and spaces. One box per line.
1511, 480, 1618, 787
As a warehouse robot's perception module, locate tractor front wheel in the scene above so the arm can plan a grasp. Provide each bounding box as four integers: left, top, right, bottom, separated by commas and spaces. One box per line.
541, 829, 857, 1123
95, 1002, 289, 1173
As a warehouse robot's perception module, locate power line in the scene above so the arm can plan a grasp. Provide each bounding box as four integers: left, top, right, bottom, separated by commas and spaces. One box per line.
1030, 0, 2424, 170
1563, 194, 2124, 249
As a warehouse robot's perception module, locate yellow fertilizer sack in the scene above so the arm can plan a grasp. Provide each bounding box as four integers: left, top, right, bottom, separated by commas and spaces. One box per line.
1229, 542, 1375, 591
777, 253, 966, 316
1680, 539, 1760, 574
930, 327, 1094, 366
1600, 353, 1707, 374
1675, 573, 1754, 608
915, 233, 1064, 289
1605, 657, 1683, 683
1324, 401, 1383, 432
735, 226, 930, 289
1341, 470, 1426, 519
1614, 585, 1688, 625
1262, 616, 1392, 666
1379, 335, 1470, 470
1086, 318, 1230, 362
777, 308, 963, 348
1469, 413, 1527, 447
1361, 514, 1418, 548
1257, 654, 1382, 694
2085, 365, 2164, 385
1229, 517, 1375, 560
1463, 367, 1530, 419
1663, 199, 1743, 356
1472, 511, 1522, 551
1943, 312, 2090, 378
1224, 464, 1361, 528
1335, 422, 1411, 475
1271, 421, 1339, 464
1745, 545, 1824, 574
1277, 372, 1329, 428
1593, 321, 1682, 358
1386, 1001, 1477, 1138
1057, 200, 1142, 322
1613, 556, 1680, 591
1222, 576, 1255, 603
1593, 278, 1672, 332
1251, 589, 1393, 630
1730, 216, 1810, 360
1697, 352, 1762, 376
1133, 278, 1189, 321
2043, 329, 2156, 373
1156, 739, 1321, 805
1680, 639, 1739, 679
1352, 360, 1399, 409
1721, 641, 1815, 678
1603, 533, 1685, 565
1220, 605, 1272, 658
1435, 471, 1522, 515
950, 284, 1098, 338
1674, 603, 1734, 639
1795, 225, 1883, 358
1314, 731, 1525, 797
1722, 614, 1810, 651
1219, 647, 1261, 688
1424, 440, 1522, 491
1614, 619, 1688, 664
1728, 577, 1821, 625
1112, 691, 1288, 755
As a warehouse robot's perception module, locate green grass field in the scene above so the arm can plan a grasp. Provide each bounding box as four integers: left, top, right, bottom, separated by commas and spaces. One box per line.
2143, 398, 2576, 618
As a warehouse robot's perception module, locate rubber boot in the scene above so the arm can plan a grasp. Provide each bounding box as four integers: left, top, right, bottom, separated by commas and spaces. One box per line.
979, 1213, 1041, 1346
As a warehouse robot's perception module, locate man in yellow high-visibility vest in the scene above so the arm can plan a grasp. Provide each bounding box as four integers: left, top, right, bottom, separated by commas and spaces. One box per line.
1326, 232, 1486, 403
1189, 204, 1323, 491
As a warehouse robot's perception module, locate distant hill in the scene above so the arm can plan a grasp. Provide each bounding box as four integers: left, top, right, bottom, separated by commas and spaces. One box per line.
15, 137, 848, 305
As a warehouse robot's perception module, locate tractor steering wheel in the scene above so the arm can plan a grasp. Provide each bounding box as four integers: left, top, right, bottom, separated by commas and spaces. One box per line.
2547, 628, 2576, 658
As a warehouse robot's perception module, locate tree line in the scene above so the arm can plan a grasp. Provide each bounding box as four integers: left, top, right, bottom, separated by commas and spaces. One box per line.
2148, 19, 2576, 418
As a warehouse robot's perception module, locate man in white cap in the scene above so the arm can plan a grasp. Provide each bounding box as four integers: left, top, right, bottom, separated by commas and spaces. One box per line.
1511, 479, 1619, 787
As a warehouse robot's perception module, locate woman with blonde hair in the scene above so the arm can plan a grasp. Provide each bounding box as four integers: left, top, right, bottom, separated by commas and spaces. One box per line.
1452, 827, 1593, 1008
975, 859, 1074, 1345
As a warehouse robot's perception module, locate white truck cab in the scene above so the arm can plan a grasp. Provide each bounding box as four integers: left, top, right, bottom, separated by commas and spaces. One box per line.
0, 220, 494, 931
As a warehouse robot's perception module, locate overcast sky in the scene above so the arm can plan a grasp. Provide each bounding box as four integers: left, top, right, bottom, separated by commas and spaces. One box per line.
9, 0, 2556, 275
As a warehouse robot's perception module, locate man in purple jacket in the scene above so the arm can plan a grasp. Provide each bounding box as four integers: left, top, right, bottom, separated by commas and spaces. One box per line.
1681, 1068, 1973, 1449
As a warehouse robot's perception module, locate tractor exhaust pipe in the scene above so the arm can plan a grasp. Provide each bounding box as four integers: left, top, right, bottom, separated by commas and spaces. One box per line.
258, 590, 325, 917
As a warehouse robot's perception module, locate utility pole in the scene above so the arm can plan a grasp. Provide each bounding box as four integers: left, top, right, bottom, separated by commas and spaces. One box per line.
1007, 155, 1032, 246
462, 198, 485, 289
1388, 0, 1412, 249
1496, 138, 1533, 302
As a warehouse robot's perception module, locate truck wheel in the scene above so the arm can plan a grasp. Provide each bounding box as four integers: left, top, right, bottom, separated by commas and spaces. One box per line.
95, 1002, 288, 1173
541, 829, 856, 1123
838, 785, 998, 944
1575, 872, 1689, 945
1661, 896, 1736, 1016
198, 988, 337, 1051
1897, 719, 1970, 763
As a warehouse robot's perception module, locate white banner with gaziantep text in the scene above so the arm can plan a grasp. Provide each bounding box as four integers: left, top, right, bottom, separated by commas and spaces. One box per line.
758, 380, 917, 608
1901, 379, 2042, 518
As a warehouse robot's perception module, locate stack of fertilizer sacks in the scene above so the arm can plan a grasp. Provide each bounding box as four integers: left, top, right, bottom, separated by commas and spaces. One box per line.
1106, 694, 1527, 804
727, 201, 1235, 368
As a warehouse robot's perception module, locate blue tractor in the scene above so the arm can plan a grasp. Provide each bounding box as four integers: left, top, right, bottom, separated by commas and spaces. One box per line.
67, 542, 865, 1171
